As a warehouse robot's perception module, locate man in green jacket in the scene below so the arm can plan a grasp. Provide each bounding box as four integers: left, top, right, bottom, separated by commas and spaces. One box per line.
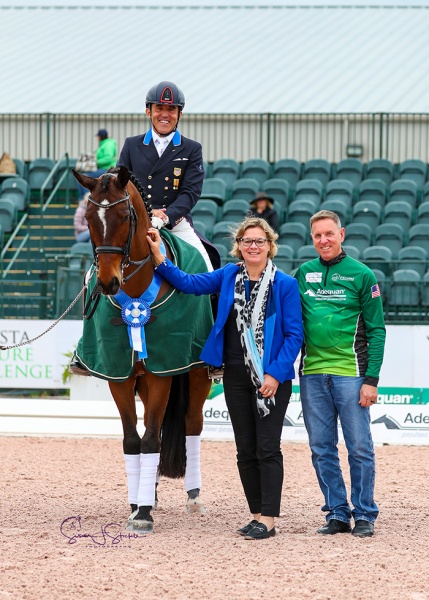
294, 209, 386, 538
76, 129, 117, 199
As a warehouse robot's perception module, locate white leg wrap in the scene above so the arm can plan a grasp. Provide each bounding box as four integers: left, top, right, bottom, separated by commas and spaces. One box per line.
137, 452, 160, 507
124, 454, 140, 505
184, 435, 202, 492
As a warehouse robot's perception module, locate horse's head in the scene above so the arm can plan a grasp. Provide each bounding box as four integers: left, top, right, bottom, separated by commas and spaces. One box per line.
72, 166, 152, 296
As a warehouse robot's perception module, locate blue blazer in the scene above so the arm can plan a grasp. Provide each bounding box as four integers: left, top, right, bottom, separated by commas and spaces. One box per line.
117, 129, 204, 227
155, 260, 304, 383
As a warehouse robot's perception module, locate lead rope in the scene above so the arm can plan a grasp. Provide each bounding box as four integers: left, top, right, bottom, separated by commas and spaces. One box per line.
0, 269, 96, 351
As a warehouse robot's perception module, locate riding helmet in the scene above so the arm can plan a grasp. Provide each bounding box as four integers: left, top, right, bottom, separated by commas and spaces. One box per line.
145, 81, 185, 110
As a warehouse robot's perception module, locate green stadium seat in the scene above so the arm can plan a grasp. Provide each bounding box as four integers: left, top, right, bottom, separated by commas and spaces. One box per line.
191, 199, 219, 234
211, 159, 240, 190
357, 179, 388, 208
69, 242, 94, 271
272, 159, 302, 189
374, 223, 404, 259
294, 179, 324, 209
352, 200, 382, 230
383, 200, 413, 230
334, 159, 364, 187
325, 179, 354, 210
192, 219, 208, 239
344, 222, 373, 254
370, 268, 388, 299
398, 159, 427, 188
0, 224, 3, 248
388, 269, 421, 310
295, 244, 319, 267
274, 244, 295, 273
200, 177, 228, 205
416, 201, 429, 224
0, 177, 29, 211
222, 199, 250, 222
13, 158, 26, 179
28, 157, 55, 190
389, 179, 419, 209
342, 244, 360, 260
397, 246, 427, 277
277, 222, 307, 254
287, 199, 317, 228
203, 160, 211, 178
319, 199, 349, 225
302, 159, 331, 186
211, 221, 233, 253
240, 159, 271, 186
0, 198, 18, 232
365, 159, 394, 186
261, 179, 290, 210
55, 158, 78, 192
362, 245, 393, 276
408, 224, 429, 255
421, 271, 429, 307
230, 178, 260, 202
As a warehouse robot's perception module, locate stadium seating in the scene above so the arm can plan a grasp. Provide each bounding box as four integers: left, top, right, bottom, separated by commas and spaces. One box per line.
409, 224, 429, 255
324, 179, 354, 210
230, 178, 260, 202
287, 199, 316, 228
191, 199, 219, 234
352, 200, 382, 230
211, 159, 240, 190
397, 159, 427, 188
389, 179, 419, 209
421, 271, 429, 307
221, 199, 250, 222
200, 177, 228, 205
240, 159, 271, 186
277, 222, 308, 253
334, 159, 364, 186
261, 179, 290, 210
365, 159, 394, 186
55, 158, 78, 192
13, 158, 26, 179
0, 177, 29, 211
272, 159, 302, 189
319, 199, 348, 225
371, 268, 388, 299
416, 201, 429, 225
362, 245, 393, 275
211, 221, 233, 252
294, 179, 324, 209
69, 242, 94, 271
344, 222, 373, 254
342, 245, 361, 260
383, 200, 413, 230
274, 244, 295, 273
295, 244, 319, 266
388, 269, 421, 310
356, 179, 388, 209
374, 223, 404, 259
302, 159, 331, 186
397, 246, 428, 277
0, 198, 18, 232
28, 157, 55, 190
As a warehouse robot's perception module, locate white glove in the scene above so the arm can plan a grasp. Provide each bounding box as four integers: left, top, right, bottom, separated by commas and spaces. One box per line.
151, 216, 166, 230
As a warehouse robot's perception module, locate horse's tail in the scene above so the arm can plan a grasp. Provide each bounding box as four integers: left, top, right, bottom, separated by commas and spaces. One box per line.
158, 373, 189, 478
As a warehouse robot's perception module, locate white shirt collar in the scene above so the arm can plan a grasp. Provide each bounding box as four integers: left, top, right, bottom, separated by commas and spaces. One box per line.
152, 129, 174, 147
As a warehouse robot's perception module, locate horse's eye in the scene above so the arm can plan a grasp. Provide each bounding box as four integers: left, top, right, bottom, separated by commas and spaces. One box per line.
122, 215, 129, 224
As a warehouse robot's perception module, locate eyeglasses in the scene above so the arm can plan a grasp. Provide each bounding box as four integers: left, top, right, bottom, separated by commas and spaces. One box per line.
237, 237, 270, 247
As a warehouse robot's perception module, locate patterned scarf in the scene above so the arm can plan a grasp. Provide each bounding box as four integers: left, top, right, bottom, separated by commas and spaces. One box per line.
234, 259, 277, 418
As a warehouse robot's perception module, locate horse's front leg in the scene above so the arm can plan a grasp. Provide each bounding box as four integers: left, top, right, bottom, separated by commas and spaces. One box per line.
128, 372, 172, 534
185, 367, 212, 514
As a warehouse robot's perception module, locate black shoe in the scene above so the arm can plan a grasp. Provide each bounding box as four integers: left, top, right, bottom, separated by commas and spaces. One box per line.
237, 519, 258, 536
244, 523, 276, 540
352, 520, 374, 537
317, 519, 351, 535
69, 360, 90, 376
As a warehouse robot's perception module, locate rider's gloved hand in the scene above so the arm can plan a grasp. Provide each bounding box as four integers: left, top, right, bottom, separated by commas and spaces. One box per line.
151, 216, 166, 230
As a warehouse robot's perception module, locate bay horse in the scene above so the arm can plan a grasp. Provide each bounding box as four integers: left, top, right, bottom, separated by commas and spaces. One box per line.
72, 166, 212, 534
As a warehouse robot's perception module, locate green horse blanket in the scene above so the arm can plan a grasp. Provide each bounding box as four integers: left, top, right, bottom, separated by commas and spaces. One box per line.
74, 231, 213, 381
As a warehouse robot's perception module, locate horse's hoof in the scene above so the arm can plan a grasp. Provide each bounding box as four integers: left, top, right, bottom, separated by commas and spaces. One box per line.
186, 496, 206, 514
128, 519, 154, 534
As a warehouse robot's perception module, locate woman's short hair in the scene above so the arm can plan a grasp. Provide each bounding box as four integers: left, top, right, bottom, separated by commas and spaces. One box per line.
230, 216, 279, 260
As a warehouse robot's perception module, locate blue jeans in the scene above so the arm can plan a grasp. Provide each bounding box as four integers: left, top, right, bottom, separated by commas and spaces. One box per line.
300, 374, 378, 524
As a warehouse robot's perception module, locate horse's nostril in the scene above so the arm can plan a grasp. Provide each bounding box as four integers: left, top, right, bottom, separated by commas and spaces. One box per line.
107, 277, 120, 295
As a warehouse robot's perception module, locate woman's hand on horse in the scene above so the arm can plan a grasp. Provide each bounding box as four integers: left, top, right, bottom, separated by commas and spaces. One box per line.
147, 228, 166, 264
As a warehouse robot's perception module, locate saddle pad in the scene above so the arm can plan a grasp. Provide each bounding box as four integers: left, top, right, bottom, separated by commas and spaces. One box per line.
74, 230, 213, 381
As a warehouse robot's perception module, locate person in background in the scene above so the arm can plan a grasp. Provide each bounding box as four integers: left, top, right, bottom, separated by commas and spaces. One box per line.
147, 216, 303, 540
73, 192, 90, 242
76, 129, 117, 199
117, 80, 218, 271
248, 192, 279, 231
294, 209, 386, 538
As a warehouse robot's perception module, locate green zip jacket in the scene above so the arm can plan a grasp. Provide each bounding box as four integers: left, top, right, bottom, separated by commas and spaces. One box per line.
96, 138, 117, 169
294, 252, 386, 385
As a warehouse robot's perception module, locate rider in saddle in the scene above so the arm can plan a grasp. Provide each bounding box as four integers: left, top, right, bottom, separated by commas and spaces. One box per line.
117, 80, 219, 272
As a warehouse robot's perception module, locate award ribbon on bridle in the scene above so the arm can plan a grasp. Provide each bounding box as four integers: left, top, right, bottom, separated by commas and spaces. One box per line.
114, 240, 166, 359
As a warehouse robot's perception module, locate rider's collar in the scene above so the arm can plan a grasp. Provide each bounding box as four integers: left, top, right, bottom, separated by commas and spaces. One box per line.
319, 249, 346, 267
143, 129, 181, 147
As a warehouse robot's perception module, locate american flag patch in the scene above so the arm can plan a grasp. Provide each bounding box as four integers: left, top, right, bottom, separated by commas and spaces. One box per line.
371, 284, 380, 298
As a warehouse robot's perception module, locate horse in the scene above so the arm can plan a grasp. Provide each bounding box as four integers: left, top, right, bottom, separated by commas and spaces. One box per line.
71, 166, 213, 534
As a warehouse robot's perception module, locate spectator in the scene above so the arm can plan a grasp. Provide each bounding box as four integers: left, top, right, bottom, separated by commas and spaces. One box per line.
76, 129, 117, 199
249, 192, 279, 231
73, 192, 90, 242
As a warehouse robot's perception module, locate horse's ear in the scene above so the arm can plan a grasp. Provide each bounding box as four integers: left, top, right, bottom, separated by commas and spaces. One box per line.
72, 169, 97, 191
116, 165, 130, 189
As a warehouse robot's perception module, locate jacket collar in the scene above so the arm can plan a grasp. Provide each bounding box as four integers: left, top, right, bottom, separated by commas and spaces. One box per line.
319, 249, 346, 268
143, 129, 182, 147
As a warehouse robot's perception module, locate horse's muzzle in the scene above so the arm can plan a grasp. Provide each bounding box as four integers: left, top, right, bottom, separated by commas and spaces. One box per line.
97, 276, 121, 296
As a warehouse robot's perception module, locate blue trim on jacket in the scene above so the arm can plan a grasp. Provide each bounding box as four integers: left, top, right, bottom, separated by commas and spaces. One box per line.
155, 260, 304, 383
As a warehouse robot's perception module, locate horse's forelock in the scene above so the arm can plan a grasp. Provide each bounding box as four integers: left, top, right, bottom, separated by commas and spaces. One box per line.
100, 173, 113, 193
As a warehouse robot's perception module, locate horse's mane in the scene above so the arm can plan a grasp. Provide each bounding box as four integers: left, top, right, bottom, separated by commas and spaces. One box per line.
106, 167, 153, 219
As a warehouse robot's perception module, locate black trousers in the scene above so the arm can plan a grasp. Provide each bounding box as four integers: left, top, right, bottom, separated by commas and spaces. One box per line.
223, 364, 292, 517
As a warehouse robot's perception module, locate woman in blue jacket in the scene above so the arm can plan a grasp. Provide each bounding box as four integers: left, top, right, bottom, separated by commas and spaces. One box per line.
147, 217, 303, 540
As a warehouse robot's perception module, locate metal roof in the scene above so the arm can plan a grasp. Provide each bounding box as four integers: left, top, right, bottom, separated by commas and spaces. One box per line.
2, 4, 429, 114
